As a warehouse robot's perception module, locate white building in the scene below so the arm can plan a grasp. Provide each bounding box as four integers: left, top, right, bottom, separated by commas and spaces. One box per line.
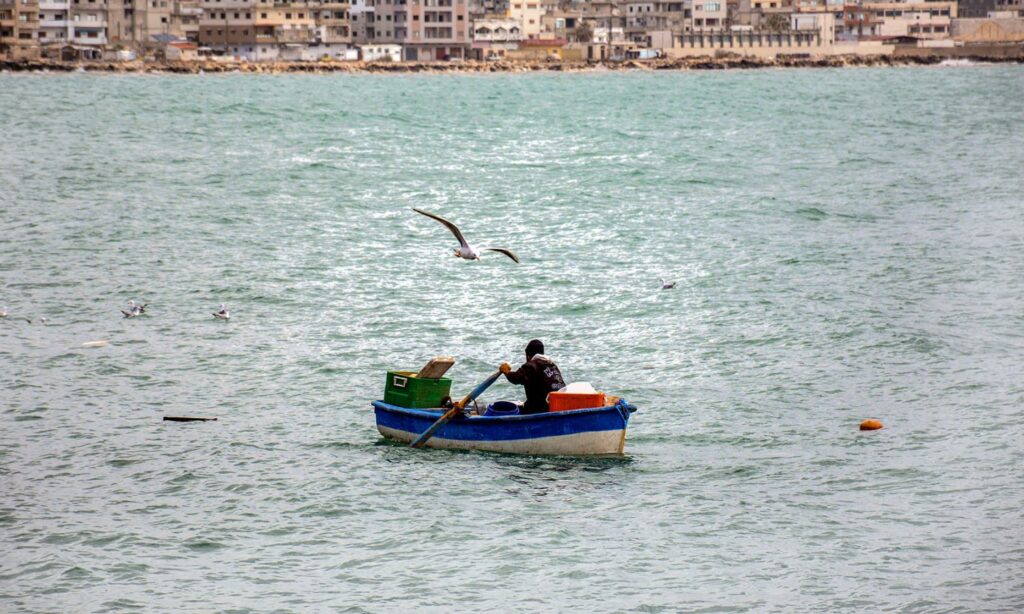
472, 17, 522, 41
509, 0, 547, 39
70, 0, 108, 48
38, 0, 73, 46
359, 42, 400, 60
471, 17, 520, 58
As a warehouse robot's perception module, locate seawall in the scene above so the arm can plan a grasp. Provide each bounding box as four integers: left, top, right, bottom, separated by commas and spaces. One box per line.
2, 49, 1023, 75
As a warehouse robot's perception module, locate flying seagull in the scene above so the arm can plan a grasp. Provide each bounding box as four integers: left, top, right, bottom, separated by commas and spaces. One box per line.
122, 300, 147, 318
212, 304, 230, 320
660, 278, 676, 290
413, 208, 520, 264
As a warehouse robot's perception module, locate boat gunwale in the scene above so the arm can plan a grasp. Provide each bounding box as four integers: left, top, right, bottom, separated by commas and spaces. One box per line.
371, 400, 636, 422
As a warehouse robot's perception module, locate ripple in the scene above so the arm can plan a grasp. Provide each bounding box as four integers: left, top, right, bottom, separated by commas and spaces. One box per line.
1, 67, 1023, 613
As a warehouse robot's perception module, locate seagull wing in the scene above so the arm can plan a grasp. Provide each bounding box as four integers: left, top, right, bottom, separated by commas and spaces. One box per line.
413, 208, 470, 250
482, 248, 520, 264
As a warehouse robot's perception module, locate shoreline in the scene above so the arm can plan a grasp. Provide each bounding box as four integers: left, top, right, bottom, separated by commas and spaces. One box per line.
3, 52, 1023, 75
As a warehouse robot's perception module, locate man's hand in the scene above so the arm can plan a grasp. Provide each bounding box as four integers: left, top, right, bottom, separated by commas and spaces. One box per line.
500, 362, 511, 375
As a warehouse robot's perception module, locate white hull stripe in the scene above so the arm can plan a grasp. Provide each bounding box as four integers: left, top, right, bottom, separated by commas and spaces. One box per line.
379, 426, 627, 456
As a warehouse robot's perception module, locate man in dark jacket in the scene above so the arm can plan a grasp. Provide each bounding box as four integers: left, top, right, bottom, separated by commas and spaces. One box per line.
500, 339, 566, 414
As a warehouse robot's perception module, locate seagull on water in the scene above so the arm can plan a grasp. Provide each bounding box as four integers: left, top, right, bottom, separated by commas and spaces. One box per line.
413, 208, 520, 264
660, 278, 676, 290
0, 306, 7, 318
212, 304, 230, 320
121, 300, 147, 318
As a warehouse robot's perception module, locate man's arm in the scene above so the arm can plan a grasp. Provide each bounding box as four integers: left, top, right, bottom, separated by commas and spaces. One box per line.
501, 362, 528, 385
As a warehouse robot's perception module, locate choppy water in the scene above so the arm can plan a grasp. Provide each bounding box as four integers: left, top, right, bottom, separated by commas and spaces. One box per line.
2, 67, 1024, 612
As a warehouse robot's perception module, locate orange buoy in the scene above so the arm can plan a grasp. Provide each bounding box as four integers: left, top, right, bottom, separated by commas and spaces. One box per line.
860, 419, 884, 431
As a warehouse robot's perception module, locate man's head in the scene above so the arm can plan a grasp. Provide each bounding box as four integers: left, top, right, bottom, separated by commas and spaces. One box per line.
525, 339, 544, 360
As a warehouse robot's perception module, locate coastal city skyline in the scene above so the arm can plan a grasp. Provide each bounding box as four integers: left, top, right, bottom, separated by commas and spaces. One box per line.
2, 0, 1024, 64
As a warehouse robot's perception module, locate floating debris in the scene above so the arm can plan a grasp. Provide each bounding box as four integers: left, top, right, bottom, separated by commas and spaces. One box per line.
860, 419, 884, 431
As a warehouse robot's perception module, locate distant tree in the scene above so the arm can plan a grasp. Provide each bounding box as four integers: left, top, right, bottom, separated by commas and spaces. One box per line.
576, 20, 594, 43
764, 13, 790, 33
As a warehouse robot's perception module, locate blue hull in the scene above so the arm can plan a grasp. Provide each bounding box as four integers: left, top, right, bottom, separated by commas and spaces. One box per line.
372, 400, 637, 456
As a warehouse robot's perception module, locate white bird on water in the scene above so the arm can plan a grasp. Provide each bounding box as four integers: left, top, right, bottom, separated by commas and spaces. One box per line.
121, 300, 147, 318
413, 208, 520, 264
660, 278, 677, 290
212, 304, 230, 320
0, 305, 7, 318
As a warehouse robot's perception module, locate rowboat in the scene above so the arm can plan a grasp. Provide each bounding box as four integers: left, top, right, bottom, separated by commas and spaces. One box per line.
372, 399, 638, 456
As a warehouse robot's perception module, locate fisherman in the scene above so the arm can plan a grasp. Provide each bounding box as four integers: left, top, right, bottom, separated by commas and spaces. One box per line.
500, 339, 566, 414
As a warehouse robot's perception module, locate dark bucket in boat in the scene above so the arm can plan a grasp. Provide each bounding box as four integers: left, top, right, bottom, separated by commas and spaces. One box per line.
484, 401, 520, 417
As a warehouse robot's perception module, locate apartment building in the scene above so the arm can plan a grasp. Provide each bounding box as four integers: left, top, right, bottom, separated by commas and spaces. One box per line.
198, 0, 254, 56
836, 2, 883, 37
585, 0, 623, 38
865, 1, 957, 38
347, 0, 373, 42
623, 0, 688, 44
176, 0, 204, 41
198, 0, 320, 60
113, 0, 203, 47
735, 0, 785, 27
470, 15, 519, 56
113, 0, 199, 46
373, 0, 471, 61
468, 0, 507, 18
508, 0, 546, 38
691, 0, 726, 28
310, 0, 351, 55
105, 0, 127, 44
71, 0, 108, 50
1, 0, 39, 58
537, 9, 578, 39
38, 0, 72, 46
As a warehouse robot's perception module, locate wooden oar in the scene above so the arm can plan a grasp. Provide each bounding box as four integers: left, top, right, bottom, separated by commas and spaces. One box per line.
410, 368, 502, 449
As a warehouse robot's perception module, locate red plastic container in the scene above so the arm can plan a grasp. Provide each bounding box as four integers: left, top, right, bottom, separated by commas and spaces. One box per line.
548, 392, 606, 412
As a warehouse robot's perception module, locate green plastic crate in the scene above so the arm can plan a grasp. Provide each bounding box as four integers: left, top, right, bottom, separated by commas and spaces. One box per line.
383, 371, 452, 409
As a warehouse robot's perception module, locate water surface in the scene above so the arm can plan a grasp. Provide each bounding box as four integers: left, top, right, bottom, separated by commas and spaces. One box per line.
1, 67, 1023, 612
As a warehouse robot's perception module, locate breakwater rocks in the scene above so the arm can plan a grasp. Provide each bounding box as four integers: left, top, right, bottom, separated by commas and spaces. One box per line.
3, 52, 1023, 75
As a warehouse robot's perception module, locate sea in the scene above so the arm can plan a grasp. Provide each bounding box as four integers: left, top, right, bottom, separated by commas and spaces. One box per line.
1, 66, 1023, 612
